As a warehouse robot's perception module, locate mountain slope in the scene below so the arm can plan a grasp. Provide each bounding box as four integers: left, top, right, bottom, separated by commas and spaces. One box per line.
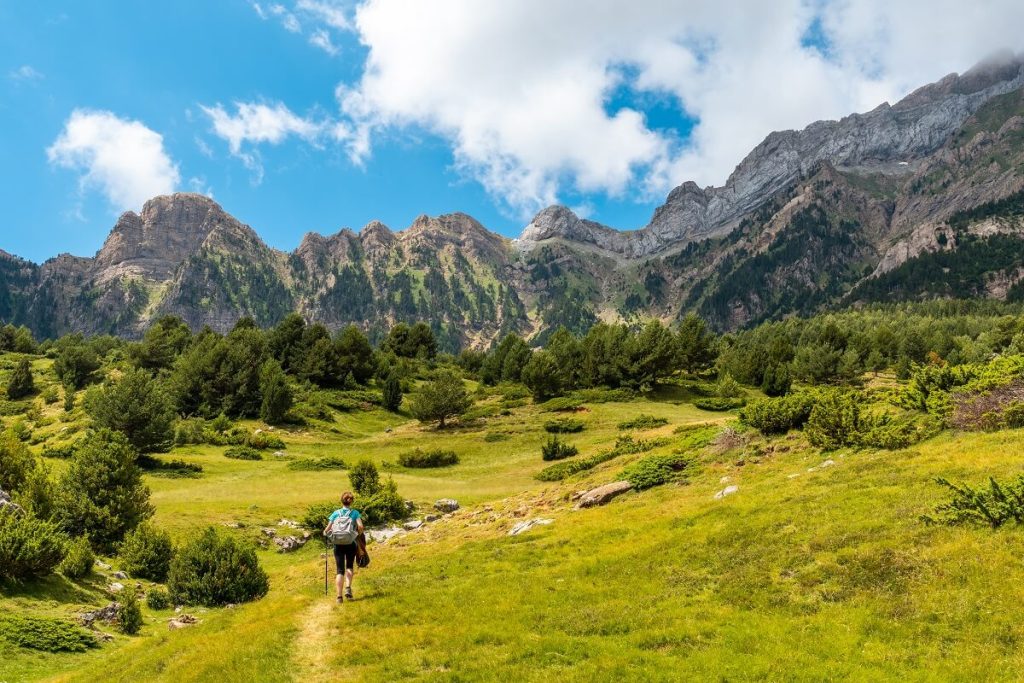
3, 55, 1024, 343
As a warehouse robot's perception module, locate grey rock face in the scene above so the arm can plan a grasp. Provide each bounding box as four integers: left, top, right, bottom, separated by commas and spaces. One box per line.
575, 481, 633, 509
519, 55, 1024, 258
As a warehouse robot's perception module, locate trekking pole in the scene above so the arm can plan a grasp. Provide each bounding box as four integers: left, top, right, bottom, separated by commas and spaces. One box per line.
324, 546, 328, 596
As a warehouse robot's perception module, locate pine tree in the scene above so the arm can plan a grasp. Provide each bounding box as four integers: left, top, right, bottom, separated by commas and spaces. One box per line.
55, 429, 153, 551
86, 368, 175, 453
409, 370, 472, 428
521, 350, 564, 401
259, 360, 292, 424
381, 373, 403, 412
6, 358, 35, 399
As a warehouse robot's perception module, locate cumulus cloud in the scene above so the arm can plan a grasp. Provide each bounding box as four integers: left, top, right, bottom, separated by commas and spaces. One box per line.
47, 109, 180, 210
255, 0, 349, 54
200, 101, 333, 181
337, 0, 1024, 220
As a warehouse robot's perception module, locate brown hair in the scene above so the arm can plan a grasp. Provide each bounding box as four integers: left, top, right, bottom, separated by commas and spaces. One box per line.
341, 491, 355, 506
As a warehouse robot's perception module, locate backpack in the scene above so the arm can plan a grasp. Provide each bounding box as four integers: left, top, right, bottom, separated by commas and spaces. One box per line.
326, 510, 358, 545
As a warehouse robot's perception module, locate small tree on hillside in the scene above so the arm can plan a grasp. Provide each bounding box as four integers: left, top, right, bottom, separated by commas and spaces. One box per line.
6, 358, 35, 400
409, 370, 472, 428
86, 368, 175, 453
53, 343, 101, 389
381, 373, 403, 412
676, 313, 718, 374
55, 429, 153, 551
349, 459, 381, 497
259, 359, 292, 424
521, 350, 564, 401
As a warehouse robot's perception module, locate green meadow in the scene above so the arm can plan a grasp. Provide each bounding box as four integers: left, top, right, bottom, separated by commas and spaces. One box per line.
4, 380, 1024, 682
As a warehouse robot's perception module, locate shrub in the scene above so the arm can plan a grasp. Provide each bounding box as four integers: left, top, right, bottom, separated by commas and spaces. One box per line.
398, 448, 459, 468
693, 397, 745, 411
760, 363, 792, 397
543, 418, 584, 434
0, 615, 97, 652
715, 372, 743, 399
146, 587, 171, 610
137, 456, 203, 478
1006, 401, 1024, 428
246, 431, 286, 450
922, 475, 1024, 528
40, 385, 60, 405
301, 501, 335, 531
119, 523, 174, 582
54, 429, 153, 552
59, 536, 94, 579
541, 436, 579, 461
287, 456, 348, 471
0, 509, 67, 580
41, 443, 77, 459
534, 435, 666, 482
538, 397, 583, 412
359, 478, 407, 526
622, 453, 693, 490
167, 527, 269, 606
349, 459, 381, 496
805, 390, 864, 450
740, 393, 815, 435
617, 414, 668, 430
483, 432, 509, 442
224, 446, 262, 461
118, 589, 143, 635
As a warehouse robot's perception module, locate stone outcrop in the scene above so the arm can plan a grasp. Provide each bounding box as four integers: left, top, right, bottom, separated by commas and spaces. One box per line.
575, 481, 633, 509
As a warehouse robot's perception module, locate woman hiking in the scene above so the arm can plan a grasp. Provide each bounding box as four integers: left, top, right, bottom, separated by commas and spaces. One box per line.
323, 491, 365, 602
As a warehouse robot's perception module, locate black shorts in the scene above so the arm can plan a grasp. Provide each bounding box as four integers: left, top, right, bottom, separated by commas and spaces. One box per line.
333, 543, 357, 573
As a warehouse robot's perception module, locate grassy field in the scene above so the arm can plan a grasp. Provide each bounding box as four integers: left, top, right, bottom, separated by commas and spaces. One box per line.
3, 377, 1024, 681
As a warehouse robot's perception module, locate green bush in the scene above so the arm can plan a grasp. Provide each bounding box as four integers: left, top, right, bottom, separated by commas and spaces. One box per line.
359, 478, 407, 526
543, 418, 585, 433
622, 453, 693, 490
922, 475, 1024, 528
381, 374, 403, 412
85, 367, 175, 453
538, 397, 583, 412
118, 588, 144, 635
0, 509, 67, 581
6, 358, 35, 400
40, 385, 60, 405
541, 436, 579, 461
398, 448, 459, 468
59, 536, 94, 579
224, 446, 262, 461
1004, 401, 1024, 428
617, 414, 668, 430
535, 435, 666, 482
119, 523, 174, 582
693, 397, 745, 411
246, 431, 285, 450
0, 615, 97, 652
301, 501, 335, 531
41, 443, 77, 459
740, 393, 815, 435
146, 586, 172, 610
483, 432, 509, 442
168, 527, 269, 607
137, 455, 203, 478
287, 456, 348, 471
349, 459, 381, 496
805, 390, 864, 450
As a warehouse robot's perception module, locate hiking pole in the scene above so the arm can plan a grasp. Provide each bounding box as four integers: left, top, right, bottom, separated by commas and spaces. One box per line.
324, 546, 328, 596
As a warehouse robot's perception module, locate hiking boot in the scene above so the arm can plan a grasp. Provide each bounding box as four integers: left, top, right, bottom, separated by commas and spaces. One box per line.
336, 595, 344, 604
344, 588, 353, 600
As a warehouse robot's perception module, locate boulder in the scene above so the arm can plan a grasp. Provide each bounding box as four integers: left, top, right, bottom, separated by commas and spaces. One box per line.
434, 499, 460, 513
273, 451, 286, 458
108, 582, 125, 593
96, 560, 112, 570
366, 526, 403, 544
80, 603, 120, 627
112, 571, 128, 580
277, 518, 300, 529
424, 514, 440, 523
575, 481, 632, 509
0, 488, 23, 515
260, 527, 277, 538
403, 520, 423, 531
168, 614, 199, 630
508, 518, 553, 536
273, 535, 307, 553
713, 485, 739, 500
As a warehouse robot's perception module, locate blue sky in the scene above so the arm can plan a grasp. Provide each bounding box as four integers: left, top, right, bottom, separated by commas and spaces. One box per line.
2, 1, 1021, 264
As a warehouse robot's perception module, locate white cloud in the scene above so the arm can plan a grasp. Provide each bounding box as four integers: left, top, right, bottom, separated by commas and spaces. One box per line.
309, 29, 340, 56
296, 0, 349, 30
201, 101, 330, 181
188, 176, 214, 198
47, 109, 180, 210
9, 65, 44, 82
337, 0, 1024, 220
269, 3, 301, 32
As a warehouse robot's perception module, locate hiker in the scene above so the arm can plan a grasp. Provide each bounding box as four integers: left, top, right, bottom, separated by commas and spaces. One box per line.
324, 491, 365, 602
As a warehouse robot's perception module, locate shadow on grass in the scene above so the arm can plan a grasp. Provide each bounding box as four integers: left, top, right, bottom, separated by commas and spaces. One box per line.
1, 571, 110, 605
